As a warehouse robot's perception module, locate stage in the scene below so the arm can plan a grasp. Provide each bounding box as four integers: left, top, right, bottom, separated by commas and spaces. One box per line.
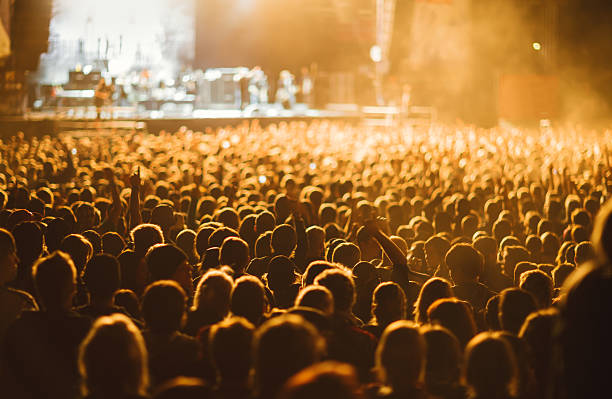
0, 106, 363, 137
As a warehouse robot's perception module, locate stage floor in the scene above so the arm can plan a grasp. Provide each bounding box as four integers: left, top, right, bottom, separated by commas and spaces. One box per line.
0, 106, 362, 137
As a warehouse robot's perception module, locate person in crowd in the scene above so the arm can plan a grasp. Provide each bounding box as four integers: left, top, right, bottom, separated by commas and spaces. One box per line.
209, 316, 255, 399
184, 269, 233, 335
78, 314, 149, 399
364, 282, 406, 338
463, 332, 518, 399
253, 314, 325, 399
375, 320, 427, 399
141, 280, 200, 389
2, 251, 92, 398
427, 298, 477, 349
421, 325, 467, 399
278, 361, 364, 399
413, 277, 454, 324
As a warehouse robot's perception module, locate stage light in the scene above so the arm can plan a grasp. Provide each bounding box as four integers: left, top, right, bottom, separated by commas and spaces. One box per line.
221, 140, 230, 149
258, 175, 267, 184
309, 162, 316, 170
370, 45, 382, 63
532, 42, 541, 51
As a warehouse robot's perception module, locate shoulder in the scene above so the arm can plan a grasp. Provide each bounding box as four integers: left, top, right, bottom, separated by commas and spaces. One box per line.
3, 287, 38, 310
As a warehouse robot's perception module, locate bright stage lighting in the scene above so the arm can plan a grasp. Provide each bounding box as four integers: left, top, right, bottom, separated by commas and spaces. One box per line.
370, 45, 382, 63
532, 42, 542, 51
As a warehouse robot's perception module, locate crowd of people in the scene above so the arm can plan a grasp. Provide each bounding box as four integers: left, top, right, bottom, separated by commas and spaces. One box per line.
0, 120, 611, 399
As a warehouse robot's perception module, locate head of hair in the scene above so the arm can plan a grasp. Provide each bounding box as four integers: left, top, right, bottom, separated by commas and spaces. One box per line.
498, 288, 537, 334
78, 314, 148, 397
101, 232, 125, 257
33, 251, 76, 310
272, 224, 297, 255
427, 298, 477, 349
376, 320, 425, 390
295, 285, 334, 315
254, 314, 325, 398
464, 332, 517, 397
502, 245, 530, 277
574, 241, 595, 265
255, 231, 273, 258
130, 223, 164, 257
519, 269, 553, 309
12, 221, 44, 264
414, 277, 454, 324
552, 263, 575, 288
210, 316, 255, 383
152, 377, 210, 399
332, 242, 361, 269
219, 236, 250, 273
513, 261, 537, 286
592, 199, 612, 263
145, 243, 188, 282
192, 269, 233, 317
278, 361, 363, 399
142, 280, 187, 333
231, 275, 266, 325
485, 295, 501, 330
421, 325, 462, 395
315, 268, 355, 314
83, 253, 121, 301
372, 282, 406, 327
303, 261, 335, 287
445, 243, 483, 283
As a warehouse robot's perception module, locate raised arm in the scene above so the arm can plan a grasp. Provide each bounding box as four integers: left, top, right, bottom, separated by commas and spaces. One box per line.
364, 218, 429, 284
129, 167, 142, 230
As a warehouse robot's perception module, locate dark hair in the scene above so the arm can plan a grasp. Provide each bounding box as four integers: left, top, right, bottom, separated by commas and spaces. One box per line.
376, 320, 425, 389
231, 275, 266, 326
445, 244, 483, 282
464, 332, 517, 397
372, 282, 406, 327
278, 361, 363, 399
519, 269, 553, 309
130, 223, 164, 257
315, 268, 355, 314
219, 236, 250, 273
209, 316, 255, 382
499, 288, 537, 334
145, 244, 188, 282
295, 285, 334, 315
101, 232, 125, 257
427, 298, 477, 349
142, 280, 187, 333
33, 251, 76, 310
254, 314, 325, 398
422, 325, 462, 395
83, 253, 121, 300
414, 277, 454, 324
272, 224, 297, 255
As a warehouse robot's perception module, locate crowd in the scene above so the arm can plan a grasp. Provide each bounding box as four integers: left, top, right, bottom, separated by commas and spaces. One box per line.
0, 120, 611, 399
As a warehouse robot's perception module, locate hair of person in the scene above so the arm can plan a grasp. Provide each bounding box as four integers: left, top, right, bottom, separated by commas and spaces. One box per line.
219, 236, 250, 273
375, 320, 426, 390
145, 243, 188, 282
445, 243, 483, 282
101, 232, 126, 257
152, 377, 210, 399
253, 314, 325, 398
32, 250, 76, 310
332, 242, 361, 269
267, 255, 298, 291
552, 263, 575, 288
12, 221, 44, 263
498, 288, 537, 334
485, 295, 501, 330
209, 316, 255, 382
141, 280, 187, 333
295, 284, 335, 315
574, 241, 595, 265
314, 268, 355, 314
513, 261, 537, 286
83, 253, 121, 300
302, 261, 336, 287
427, 298, 477, 349
591, 199, 612, 263
192, 269, 233, 312
421, 325, 462, 395
519, 269, 553, 309
130, 223, 164, 257
272, 224, 297, 255
464, 332, 518, 398
0, 227, 16, 260
277, 361, 364, 399
371, 281, 406, 327
413, 277, 454, 324
78, 313, 148, 397
231, 275, 266, 325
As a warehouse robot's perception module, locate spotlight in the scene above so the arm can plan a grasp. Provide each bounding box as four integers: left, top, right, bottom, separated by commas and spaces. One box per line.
532, 42, 541, 51
370, 45, 382, 63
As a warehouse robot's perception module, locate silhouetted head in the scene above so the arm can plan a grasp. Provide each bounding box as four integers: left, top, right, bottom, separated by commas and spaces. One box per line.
231, 275, 266, 326
33, 251, 76, 311
414, 277, 454, 324
142, 280, 187, 334
78, 314, 148, 398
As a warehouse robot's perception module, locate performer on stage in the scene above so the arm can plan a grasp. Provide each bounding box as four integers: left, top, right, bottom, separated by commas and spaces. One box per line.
276, 70, 297, 109
248, 66, 269, 106
94, 78, 111, 120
